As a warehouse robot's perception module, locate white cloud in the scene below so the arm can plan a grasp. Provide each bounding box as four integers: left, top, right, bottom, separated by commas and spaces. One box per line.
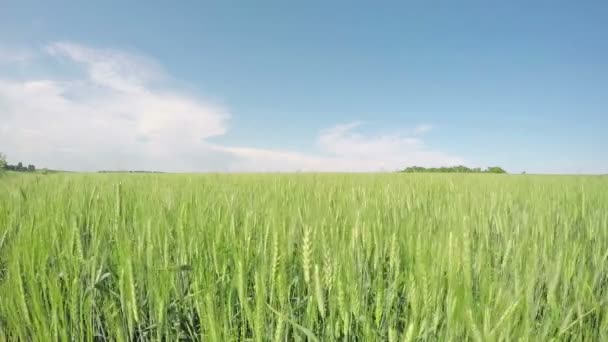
1, 42, 229, 171
0, 42, 463, 172
211, 123, 464, 172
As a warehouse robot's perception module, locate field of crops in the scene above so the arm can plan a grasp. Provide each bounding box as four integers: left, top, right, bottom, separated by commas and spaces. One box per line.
0, 173, 607, 340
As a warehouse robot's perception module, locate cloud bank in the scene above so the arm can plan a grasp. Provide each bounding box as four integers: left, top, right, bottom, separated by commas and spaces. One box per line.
210, 122, 462, 172
0, 42, 463, 172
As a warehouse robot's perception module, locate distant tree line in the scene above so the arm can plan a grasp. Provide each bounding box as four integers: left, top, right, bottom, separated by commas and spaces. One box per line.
400, 165, 507, 174
0, 153, 37, 172
5, 162, 36, 172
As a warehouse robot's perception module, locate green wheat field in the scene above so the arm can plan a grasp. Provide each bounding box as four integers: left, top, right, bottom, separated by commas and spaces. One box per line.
0, 173, 607, 341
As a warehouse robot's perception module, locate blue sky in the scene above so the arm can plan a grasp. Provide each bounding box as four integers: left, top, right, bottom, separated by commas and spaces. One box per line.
1, 1, 607, 173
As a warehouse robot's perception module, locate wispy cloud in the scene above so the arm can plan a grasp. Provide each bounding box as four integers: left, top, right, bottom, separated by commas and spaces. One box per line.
413, 124, 433, 135
0, 42, 463, 172
211, 122, 463, 172
0, 45, 35, 66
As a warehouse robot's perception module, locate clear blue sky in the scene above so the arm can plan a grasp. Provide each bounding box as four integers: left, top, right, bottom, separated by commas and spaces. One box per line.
1, 1, 607, 173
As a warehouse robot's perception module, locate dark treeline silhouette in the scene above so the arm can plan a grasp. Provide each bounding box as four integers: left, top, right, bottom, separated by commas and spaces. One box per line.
4, 162, 36, 172
401, 165, 507, 174
1, 153, 37, 173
